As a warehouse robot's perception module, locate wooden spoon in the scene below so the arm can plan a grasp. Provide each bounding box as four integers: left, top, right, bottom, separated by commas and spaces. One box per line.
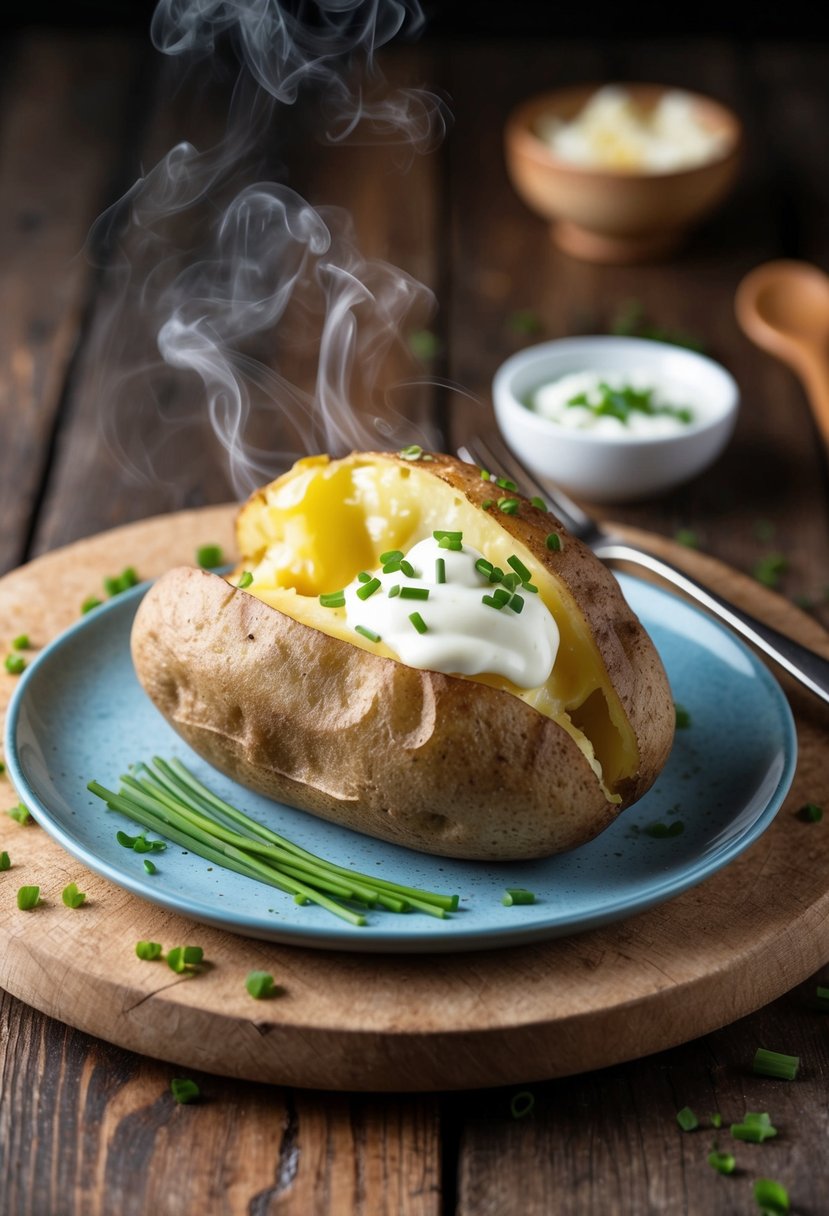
736, 259, 829, 453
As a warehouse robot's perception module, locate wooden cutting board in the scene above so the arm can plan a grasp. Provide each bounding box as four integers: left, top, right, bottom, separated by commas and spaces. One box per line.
1, 508, 828, 1092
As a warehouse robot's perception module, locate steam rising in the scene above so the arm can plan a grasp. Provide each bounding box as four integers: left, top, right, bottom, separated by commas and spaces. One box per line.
92, 0, 444, 500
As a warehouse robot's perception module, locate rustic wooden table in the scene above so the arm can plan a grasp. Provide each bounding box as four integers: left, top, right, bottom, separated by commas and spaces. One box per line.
1, 26, 829, 1216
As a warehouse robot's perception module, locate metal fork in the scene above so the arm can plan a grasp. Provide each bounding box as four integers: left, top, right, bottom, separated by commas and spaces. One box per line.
459, 434, 829, 706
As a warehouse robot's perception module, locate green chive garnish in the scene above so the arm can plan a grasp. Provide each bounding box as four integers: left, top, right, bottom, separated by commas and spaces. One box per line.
438, 537, 462, 551
81, 596, 103, 614
495, 477, 517, 491
357, 571, 371, 582
355, 625, 382, 643
17, 885, 40, 910
502, 572, 520, 590
753, 1179, 789, 1214
435, 558, 446, 584
675, 528, 699, 549
382, 559, 402, 573
135, 940, 163, 960
510, 1091, 535, 1119
399, 560, 415, 578
491, 588, 511, 607
644, 821, 684, 837
799, 802, 823, 823
675, 704, 692, 728
61, 882, 86, 909
246, 971, 277, 999
507, 555, 532, 582
7, 803, 31, 825
12, 634, 30, 650
170, 1078, 200, 1104
481, 499, 494, 510
489, 567, 505, 584
498, 497, 519, 514
399, 444, 426, 461
4, 655, 25, 675
730, 1112, 777, 1142
319, 590, 346, 608
815, 985, 829, 1010
0, 759, 5, 773
104, 567, 139, 596
676, 1106, 699, 1131
482, 594, 505, 610
710, 1113, 723, 1128
0, 852, 10, 871
502, 888, 535, 906
480, 468, 491, 481
753, 1048, 799, 1081
524, 583, 538, 594
380, 550, 403, 564
237, 571, 254, 589
509, 594, 524, 614
545, 533, 562, 552
400, 587, 429, 600
530, 496, 548, 511
144, 859, 157, 874
707, 1151, 735, 1175
388, 585, 401, 598
356, 578, 381, 600
433, 530, 462, 543
409, 612, 428, 634
166, 945, 204, 974
196, 545, 224, 569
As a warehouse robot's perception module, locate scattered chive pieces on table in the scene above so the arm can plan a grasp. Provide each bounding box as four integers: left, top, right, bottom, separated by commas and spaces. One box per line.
730, 1112, 777, 1142
674, 704, 692, 729
61, 882, 86, 909
88, 758, 460, 927
753, 1048, 799, 1081
753, 553, 788, 589
135, 940, 163, 961
11, 634, 30, 650
4, 655, 25, 675
409, 612, 428, 634
143, 859, 157, 875
674, 528, 699, 549
81, 596, 103, 614
753, 1178, 789, 1214
319, 590, 345, 608
7, 804, 31, 825
355, 625, 382, 643
798, 803, 823, 823
246, 970, 277, 1000
676, 1106, 699, 1132
709, 1113, 723, 1129
16, 885, 40, 910
170, 1078, 200, 1105
0, 852, 10, 871
509, 1090, 535, 1119
237, 571, 254, 589
166, 945, 204, 974
502, 888, 535, 906
196, 545, 224, 569
707, 1150, 735, 1175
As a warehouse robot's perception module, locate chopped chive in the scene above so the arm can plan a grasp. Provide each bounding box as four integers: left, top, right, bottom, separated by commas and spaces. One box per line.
731, 1112, 777, 1142
507, 555, 532, 582
501, 572, 520, 590
502, 888, 535, 905
400, 586, 429, 600
676, 1106, 699, 1131
380, 550, 403, 564
356, 578, 381, 601
753, 553, 788, 588
7, 803, 31, 825
237, 571, 254, 589
753, 1048, 799, 1080
498, 497, 519, 514
815, 985, 829, 1010
435, 558, 446, 584
482, 594, 505, 610
104, 567, 139, 596
167, 945, 204, 974
0, 759, 4, 773
530, 496, 548, 511
0, 852, 10, 871
545, 532, 562, 552
357, 571, 371, 583
409, 612, 428, 635
489, 567, 505, 584
707, 1151, 735, 1175
135, 940, 163, 960
382, 559, 402, 573
399, 560, 415, 578
710, 1113, 723, 1129
144, 859, 157, 874
495, 477, 517, 491
753, 1179, 789, 1214
509, 1090, 535, 1119
675, 528, 699, 549
644, 821, 684, 838
16, 885, 40, 910
4, 654, 25, 675
438, 536, 463, 551
433, 530, 462, 542
481, 499, 494, 510
509, 594, 525, 614
480, 468, 491, 481
388, 585, 401, 598
675, 704, 692, 728
12, 634, 30, 650
319, 590, 346, 608
491, 588, 511, 606
246, 970, 277, 999
355, 625, 381, 643
524, 583, 538, 594
196, 545, 224, 569
399, 444, 427, 461
81, 596, 103, 614
61, 882, 86, 908
798, 802, 823, 823
170, 1078, 200, 1104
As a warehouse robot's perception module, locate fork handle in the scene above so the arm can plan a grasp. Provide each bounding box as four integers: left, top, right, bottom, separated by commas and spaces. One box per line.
595, 540, 829, 706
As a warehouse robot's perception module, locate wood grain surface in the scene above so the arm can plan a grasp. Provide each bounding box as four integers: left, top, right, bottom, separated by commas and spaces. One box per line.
2, 507, 827, 1092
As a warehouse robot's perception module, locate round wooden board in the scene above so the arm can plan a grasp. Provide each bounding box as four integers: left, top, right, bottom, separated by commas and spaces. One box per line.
1, 509, 828, 1092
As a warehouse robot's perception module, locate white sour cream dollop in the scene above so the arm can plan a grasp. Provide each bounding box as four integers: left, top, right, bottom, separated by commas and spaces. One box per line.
343, 536, 559, 689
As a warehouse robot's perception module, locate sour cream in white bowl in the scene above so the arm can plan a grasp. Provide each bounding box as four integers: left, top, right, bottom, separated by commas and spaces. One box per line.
492, 336, 739, 503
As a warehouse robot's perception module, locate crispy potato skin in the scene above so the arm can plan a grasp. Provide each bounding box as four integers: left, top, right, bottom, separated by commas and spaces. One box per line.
131, 453, 674, 860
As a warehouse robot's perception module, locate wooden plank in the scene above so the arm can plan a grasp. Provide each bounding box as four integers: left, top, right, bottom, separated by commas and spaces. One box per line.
0, 33, 146, 576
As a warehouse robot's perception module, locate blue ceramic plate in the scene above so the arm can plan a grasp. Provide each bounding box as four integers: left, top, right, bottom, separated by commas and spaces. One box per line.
4, 574, 796, 953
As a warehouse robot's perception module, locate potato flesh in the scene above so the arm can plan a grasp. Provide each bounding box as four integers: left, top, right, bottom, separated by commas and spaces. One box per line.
237, 455, 638, 795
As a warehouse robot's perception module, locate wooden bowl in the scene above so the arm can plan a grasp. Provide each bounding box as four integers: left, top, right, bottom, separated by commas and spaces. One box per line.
504, 84, 741, 264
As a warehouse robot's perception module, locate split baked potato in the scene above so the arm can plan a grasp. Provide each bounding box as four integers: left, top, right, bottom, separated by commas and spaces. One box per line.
131, 451, 674, 860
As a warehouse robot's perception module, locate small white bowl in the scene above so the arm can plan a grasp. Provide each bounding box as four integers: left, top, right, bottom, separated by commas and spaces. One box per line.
492, 336, 739, 503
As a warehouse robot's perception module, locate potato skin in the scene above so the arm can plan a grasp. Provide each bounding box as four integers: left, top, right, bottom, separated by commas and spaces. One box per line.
131, 453, 674, 860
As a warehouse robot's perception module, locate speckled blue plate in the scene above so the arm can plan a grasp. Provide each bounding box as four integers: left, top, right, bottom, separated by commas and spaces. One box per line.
4, 574, 796, 953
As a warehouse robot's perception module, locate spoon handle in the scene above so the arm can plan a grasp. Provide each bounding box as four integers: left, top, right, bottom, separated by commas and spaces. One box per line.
800, 355, 829, 453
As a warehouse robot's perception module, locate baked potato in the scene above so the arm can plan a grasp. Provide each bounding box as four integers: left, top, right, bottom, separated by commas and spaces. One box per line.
131, 451, 674, 860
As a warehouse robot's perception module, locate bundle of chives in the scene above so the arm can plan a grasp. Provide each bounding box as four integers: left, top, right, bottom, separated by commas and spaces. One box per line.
88, 759, 459, 927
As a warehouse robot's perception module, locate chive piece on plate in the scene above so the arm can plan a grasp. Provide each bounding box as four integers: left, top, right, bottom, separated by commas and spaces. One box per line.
753, 1048, 799, 1081
144, 859, 157, 875
502, 888, 535, 906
